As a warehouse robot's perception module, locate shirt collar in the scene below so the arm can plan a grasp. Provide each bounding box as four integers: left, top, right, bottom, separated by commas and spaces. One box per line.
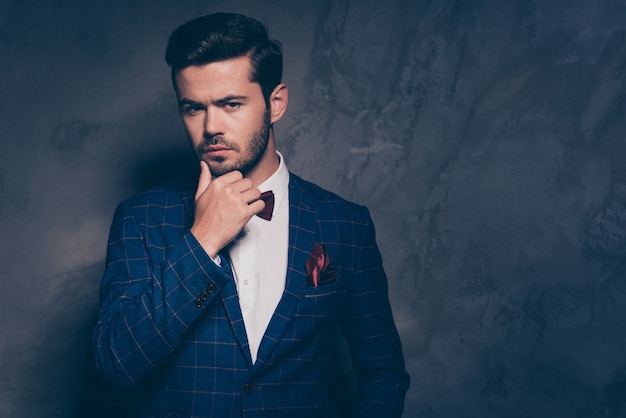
257, 151, 289, 206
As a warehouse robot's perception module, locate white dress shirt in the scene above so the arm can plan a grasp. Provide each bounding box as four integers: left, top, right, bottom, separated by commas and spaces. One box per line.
228, 152, 289, 364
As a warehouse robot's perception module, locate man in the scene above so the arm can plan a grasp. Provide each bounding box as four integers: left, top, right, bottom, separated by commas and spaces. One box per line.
93, 12, 409, 417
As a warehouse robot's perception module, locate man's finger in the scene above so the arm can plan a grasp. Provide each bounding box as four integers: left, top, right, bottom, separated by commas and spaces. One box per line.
241, 188, 263, 205
195, 161, 211, 201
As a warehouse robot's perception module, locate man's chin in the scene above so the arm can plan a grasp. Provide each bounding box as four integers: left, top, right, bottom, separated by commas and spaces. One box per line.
200, 155, 256, 178
205, 160, 237, 177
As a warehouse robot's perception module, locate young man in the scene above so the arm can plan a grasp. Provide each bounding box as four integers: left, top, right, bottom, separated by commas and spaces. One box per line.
93, 13, 409, 417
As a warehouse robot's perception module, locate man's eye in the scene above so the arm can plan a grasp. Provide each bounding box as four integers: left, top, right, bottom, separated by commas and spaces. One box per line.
224, 102, 241, 110
182, 105, 204, 115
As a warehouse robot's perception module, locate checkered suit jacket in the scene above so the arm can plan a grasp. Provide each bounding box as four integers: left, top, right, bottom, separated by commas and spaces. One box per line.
93, 173, 410, 417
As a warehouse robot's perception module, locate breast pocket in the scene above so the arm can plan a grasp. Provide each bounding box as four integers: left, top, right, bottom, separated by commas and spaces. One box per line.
299, 280, 344, 322
291, 281, 345, 359
303, 280, 343, 298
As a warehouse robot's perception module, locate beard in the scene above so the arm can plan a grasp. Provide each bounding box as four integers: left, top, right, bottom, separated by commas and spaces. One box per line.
196, 109, 271, 177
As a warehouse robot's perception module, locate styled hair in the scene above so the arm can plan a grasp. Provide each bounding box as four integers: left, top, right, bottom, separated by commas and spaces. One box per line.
165, 13, 283, 104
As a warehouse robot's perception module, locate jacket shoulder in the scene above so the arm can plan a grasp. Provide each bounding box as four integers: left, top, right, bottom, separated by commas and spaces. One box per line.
289, 173, 371, 224
118, 178, 195, 210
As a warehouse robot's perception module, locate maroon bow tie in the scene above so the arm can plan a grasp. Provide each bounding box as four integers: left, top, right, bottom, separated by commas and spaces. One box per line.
257, 191, 274, 221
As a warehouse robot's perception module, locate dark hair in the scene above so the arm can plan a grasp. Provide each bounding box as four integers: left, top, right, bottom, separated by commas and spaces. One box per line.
165, 13, 283, 104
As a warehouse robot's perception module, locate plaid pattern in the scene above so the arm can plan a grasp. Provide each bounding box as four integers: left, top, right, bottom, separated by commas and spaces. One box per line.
93, 174, 409, 417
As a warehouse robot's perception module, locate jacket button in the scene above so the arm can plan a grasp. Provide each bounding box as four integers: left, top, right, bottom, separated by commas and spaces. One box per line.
200, 291, 209, 301
244, 383, 254, 394
194, 299, 203, 308
207, 283, 216, 293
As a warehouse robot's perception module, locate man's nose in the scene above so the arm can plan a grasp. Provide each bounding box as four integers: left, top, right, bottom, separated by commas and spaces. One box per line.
204, 107, 222, 137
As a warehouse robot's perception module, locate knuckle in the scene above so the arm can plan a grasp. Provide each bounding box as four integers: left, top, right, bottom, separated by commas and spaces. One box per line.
241, 178, 253, 189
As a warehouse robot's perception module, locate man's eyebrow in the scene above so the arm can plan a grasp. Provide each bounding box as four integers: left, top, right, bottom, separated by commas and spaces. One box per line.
178, 95, 249, 107
213, 95, 249, 106
178, 98, 204, 107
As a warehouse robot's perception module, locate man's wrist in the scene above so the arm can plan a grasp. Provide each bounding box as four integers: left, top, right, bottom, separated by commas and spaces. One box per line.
189, 226, 220, 259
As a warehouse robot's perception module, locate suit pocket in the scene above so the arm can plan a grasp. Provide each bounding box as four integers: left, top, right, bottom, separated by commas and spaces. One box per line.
291, 281, 344, 357
303, 280, 342, 298
299, 280, 343, 321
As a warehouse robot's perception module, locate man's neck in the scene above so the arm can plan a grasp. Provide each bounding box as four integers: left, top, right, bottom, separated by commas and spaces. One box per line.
246, 142, 280, 188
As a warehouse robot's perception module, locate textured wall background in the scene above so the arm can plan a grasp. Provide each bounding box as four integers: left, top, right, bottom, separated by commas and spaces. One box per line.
2, 0, 626, 417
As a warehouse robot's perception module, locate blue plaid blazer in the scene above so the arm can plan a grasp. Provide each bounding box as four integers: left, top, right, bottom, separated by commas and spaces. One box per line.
93, 173, 409, 418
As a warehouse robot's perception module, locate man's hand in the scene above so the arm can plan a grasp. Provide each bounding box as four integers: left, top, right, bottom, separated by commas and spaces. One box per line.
190, 161, 265, 258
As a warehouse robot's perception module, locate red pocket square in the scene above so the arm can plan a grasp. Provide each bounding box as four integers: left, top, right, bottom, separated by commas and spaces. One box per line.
305, 243, 337, 286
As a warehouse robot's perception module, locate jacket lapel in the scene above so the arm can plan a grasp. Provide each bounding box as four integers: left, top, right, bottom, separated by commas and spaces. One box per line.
220, 276, 254, 368
252, 175, 317, 372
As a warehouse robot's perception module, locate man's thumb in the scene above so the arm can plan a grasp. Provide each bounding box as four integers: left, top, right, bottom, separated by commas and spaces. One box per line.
195, 161, 211, 201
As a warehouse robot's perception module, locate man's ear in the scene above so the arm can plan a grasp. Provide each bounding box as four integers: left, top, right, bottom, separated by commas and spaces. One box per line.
269, 83, 288, 124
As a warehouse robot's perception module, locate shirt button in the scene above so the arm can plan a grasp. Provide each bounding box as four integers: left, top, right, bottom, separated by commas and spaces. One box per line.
244, 279, 249, 286
244, 383, 254, 394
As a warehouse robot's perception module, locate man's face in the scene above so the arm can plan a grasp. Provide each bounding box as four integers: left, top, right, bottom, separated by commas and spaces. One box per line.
175, 56, 274, 179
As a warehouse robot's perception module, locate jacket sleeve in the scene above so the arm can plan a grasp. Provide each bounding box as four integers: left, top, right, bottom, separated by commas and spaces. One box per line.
341, 209, 411, 417
92, 200, 231, 387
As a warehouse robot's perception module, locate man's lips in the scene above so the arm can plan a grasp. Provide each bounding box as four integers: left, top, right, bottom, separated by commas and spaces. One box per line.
201, 144, 232, 155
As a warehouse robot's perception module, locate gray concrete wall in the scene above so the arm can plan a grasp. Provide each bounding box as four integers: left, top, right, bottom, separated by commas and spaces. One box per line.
2, 1, 626, 417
